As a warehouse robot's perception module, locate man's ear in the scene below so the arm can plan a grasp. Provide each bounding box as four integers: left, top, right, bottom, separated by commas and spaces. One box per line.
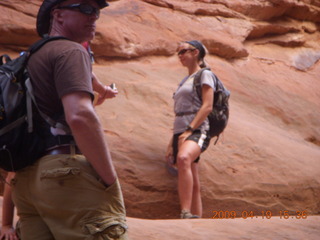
51, 8, 64, 22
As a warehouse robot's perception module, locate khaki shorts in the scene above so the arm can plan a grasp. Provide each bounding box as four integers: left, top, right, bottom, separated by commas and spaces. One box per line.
11, 154, 128, 240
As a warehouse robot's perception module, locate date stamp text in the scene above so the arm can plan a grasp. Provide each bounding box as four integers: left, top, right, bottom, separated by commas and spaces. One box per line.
212, 210, 308, 219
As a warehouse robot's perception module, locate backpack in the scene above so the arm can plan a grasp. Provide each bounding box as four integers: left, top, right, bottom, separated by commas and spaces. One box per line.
193, 67, 230, 144
0, 36, 70, 172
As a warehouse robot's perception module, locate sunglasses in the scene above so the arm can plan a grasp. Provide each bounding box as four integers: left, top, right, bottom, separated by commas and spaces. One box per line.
57, 3, 100, 18
177, 48, 195, 56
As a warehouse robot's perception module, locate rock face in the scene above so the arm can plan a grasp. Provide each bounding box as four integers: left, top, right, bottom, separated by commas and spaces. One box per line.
0, 0, 319, 222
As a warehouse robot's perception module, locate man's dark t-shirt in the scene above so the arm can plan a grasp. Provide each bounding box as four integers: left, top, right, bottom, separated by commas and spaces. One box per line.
27, 40, 94, 126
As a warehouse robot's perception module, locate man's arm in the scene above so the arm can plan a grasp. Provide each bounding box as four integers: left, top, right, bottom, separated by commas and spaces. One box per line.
61, 91, 117, 186
92, 72, 118, 105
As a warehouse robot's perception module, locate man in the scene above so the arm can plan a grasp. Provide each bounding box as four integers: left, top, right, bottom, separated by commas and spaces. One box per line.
11, 0, 128, 239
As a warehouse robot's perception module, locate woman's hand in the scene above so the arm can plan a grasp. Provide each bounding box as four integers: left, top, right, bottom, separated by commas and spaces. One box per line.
165, 142, 176, 167
0, 225, 19, 240
178, 130, 192, 145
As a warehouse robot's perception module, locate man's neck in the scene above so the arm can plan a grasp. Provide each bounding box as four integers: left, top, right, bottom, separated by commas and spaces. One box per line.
49, 30, 84, 43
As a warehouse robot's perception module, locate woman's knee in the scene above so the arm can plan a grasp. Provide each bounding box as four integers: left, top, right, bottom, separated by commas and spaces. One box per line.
177, 153, 191, 170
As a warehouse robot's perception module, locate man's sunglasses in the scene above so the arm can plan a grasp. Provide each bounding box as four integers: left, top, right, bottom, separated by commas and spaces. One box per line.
57, 3, 100, 18
177, 48, 195, 56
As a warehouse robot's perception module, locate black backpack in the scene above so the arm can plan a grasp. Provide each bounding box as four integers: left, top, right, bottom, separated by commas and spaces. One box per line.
0, 36, 70, 172
193, 67, 230, 144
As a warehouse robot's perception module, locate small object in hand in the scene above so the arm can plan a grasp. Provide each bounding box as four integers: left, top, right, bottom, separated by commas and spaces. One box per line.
110, 83, 116, 90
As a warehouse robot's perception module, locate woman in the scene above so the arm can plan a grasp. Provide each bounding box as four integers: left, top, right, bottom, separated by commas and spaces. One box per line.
166, 40, 215, 219
1, 172, 20, 240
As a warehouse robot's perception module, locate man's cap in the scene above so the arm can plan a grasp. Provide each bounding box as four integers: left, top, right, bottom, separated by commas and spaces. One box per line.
36, 0, 109, 37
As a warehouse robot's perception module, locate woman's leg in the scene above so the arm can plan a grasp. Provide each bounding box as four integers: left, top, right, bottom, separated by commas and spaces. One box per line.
191, 162, 202, 217
177, 140, 201, 214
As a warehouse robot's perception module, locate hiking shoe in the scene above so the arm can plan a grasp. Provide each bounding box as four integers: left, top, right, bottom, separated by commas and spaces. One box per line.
180, 210, 200, 219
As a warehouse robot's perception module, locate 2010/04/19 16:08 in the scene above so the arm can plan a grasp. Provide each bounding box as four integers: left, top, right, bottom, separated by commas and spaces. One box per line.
212, 210, 308, 219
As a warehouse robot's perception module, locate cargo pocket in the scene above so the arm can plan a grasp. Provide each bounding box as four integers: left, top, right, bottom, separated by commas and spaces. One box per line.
40, 167, 81, 191
40, 167, 81, 179
83, 218, 128, 240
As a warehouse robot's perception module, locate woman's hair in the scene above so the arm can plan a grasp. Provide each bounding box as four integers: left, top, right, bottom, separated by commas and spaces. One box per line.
185, 40, 208, 68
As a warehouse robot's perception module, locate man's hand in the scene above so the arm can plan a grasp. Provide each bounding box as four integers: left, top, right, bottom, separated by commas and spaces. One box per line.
96, 85, 118, 104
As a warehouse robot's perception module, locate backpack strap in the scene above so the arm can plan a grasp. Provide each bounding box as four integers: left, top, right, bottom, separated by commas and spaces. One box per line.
28, 36, 68, 56
193, 67, 212, 101
24, 36, 71, 134
25, 78, 71, 134
0, 54, 12, 65
0, 116, 26, 136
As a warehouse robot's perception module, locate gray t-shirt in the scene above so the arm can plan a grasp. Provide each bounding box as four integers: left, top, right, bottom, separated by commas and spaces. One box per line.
173, 70, 216, 134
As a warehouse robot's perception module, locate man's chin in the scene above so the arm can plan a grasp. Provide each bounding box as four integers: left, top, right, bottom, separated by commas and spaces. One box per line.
82, 33, 95, 43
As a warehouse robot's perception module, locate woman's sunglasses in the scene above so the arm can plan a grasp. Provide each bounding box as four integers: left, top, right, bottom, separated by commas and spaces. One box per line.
177, 48, 195, 56
57, 3, 100, 18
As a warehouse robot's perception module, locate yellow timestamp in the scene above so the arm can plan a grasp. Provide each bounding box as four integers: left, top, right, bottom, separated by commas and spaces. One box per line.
212, 210, 308, 219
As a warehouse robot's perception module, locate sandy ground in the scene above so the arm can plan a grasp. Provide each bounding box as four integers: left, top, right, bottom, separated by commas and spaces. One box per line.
126, 216, 320, 240
1, 197, 319, 240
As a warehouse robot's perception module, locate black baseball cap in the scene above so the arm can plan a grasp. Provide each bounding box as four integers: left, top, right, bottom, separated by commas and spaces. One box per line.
36, 0, 109, 37
186, 40, 206, 60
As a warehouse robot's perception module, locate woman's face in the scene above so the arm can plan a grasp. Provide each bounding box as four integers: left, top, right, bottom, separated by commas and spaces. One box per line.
177, 43, 198, 67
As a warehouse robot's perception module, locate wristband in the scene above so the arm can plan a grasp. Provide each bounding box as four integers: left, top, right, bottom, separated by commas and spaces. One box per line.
186, 125, 194, 132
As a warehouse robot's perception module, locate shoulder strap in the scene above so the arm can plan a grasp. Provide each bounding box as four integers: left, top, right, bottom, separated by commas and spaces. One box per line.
28, 36, 68, 56
25, 78, 71, 134
0, 54, 12, 65
25, 36, 71, 134
193, 67, 211, 101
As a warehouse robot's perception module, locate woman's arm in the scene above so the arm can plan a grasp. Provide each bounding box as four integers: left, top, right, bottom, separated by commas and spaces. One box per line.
189, 84, 213, 129
179, 84, 213, 141
1, 172, 18, 240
